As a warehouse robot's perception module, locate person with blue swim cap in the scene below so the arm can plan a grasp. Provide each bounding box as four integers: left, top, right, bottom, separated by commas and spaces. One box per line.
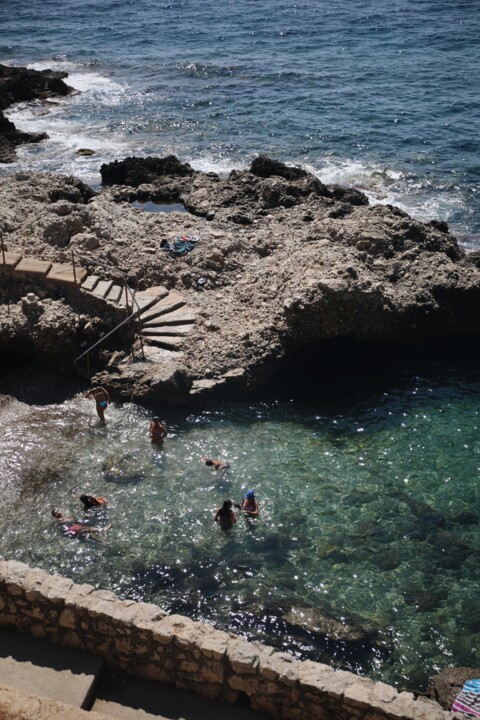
241, 489, 259, 517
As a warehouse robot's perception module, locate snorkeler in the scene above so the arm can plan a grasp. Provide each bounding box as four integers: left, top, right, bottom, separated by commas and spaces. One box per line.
240, 489, 259, 517
85, 386, 111, 425
79, 494, 108, 511
52, 508, 111, 540
149, 416, 167, 445
202, 456, 230, 472
214, 500, 237, 529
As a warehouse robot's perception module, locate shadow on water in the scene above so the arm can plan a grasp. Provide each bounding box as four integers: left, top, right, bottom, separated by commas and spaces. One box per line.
0, 353, 85, 405
265, 336, 480, 402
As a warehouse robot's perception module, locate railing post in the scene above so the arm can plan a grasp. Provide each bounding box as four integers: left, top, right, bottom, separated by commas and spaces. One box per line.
0, 232, 5, 264
71, 250, 77, 283
124, 281, 130, 312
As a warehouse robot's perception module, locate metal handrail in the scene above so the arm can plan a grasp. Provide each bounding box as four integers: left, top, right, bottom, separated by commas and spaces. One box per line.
71, 249, 146, 364
71, 250, 142, 316
74, 308, 139, 365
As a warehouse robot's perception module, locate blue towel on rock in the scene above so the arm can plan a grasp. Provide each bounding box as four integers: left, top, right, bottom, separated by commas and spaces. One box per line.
452, 679, 480, 717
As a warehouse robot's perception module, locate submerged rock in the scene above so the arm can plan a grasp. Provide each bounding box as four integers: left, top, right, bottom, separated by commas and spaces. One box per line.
281, 603, 379, 643
102, 453, 146, 483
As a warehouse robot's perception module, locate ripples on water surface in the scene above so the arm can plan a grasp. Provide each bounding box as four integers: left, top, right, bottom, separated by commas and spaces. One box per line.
1, 359, 480, 690
0, 0, 479, 243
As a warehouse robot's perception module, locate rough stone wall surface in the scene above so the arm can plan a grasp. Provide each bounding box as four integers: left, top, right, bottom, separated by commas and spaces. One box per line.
0, 560, 456, 720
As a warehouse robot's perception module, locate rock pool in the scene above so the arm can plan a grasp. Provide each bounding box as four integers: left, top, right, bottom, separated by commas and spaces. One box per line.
1, 356, 479, 691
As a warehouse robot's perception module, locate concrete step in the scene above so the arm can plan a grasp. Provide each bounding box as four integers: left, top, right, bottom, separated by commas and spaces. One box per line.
0, 250, 22, 268
105, 283, 123, 304
90, 279, 114, 299
46, 262, 87, 285
139, 292, 187, 322
93, 670, 270, 720
116, 287, 135, 308
143, 335, 185, 350
13, 257, 52, 278
0, 628, 104, 710
140, 324, 195, 336
123, 290, 170, 317
81, 274, 100, 292
143, 307, 196, 328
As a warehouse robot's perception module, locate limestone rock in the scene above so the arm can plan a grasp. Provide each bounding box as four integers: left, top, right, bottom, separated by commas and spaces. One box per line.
100, 155, 195, 186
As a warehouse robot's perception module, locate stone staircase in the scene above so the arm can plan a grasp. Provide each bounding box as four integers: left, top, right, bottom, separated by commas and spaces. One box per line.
0, 251, 197, 353
80, 278, 197, 352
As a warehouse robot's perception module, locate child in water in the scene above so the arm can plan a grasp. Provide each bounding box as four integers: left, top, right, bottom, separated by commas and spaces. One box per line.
203, 456, 230, 472
150, 417, 167, 445
85, 386, 111, 425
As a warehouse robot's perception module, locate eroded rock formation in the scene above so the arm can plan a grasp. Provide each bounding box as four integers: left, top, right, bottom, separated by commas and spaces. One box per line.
1, 156, 480, 402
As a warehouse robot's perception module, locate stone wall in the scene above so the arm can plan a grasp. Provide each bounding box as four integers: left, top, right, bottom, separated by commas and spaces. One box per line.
0, 560, 455, 720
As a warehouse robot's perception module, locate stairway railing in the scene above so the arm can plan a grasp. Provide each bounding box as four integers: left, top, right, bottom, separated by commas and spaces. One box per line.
71, 250, 145, 366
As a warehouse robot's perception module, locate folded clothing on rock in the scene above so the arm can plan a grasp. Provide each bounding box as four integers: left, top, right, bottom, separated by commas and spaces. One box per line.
160, 234, 201, 255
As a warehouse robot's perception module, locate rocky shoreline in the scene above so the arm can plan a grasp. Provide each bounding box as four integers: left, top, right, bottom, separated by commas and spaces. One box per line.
2, 64, 480, 705
2, 63, 480, 406
0, 64, 73, 163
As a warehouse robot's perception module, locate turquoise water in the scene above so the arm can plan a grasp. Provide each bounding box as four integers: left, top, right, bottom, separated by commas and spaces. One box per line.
1, 359, 480, 691
0, 0, 479, 244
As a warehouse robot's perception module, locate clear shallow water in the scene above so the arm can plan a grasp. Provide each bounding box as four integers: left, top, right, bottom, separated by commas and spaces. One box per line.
0, 0, 479, 245
1, 360, 480, 691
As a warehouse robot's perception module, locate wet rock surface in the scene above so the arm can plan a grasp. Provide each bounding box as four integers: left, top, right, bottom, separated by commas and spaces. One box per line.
2, 154, 480, 402
0, 64, 73, 162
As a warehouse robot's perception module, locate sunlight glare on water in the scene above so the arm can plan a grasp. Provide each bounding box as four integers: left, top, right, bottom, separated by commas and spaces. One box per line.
1, 370, 480, 691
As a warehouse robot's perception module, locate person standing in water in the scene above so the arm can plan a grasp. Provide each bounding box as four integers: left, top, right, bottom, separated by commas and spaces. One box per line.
214, 500, 237, 529
240, 489, 259, 517
85, 386, 111, 425
150, 416, 167, 444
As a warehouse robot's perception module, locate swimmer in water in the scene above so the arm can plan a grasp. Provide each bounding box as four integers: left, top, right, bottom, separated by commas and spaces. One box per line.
214, 500, 237, 530
202, 456, 230, 472
240, 489, 259, 517
79, 494, 108, 512
52, 508, 111, 540
85, 386, 111, 425
149, 417, 167, 445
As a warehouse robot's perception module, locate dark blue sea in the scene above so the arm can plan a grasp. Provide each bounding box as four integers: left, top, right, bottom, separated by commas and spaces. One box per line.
1, 0, 479, 246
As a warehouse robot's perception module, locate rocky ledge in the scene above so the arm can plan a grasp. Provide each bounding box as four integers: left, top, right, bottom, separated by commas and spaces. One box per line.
0, 64, 73, 162
1, 155, 480, 403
